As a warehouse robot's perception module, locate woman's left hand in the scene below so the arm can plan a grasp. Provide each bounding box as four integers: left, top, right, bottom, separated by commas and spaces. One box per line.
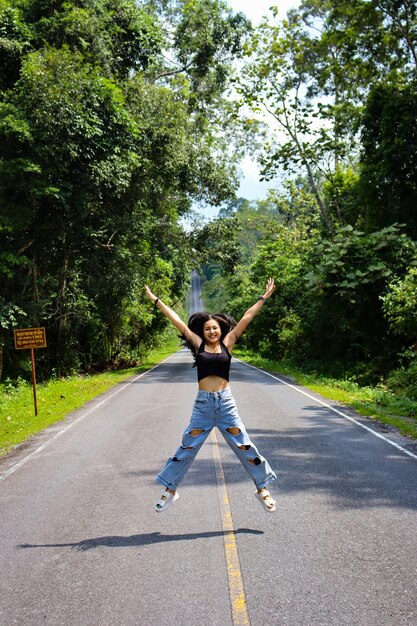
144, 285, 157, 303
263, 278, 276, 300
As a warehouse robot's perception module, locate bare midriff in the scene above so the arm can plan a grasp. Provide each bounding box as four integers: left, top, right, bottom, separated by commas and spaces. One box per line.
198, 375, 230, 392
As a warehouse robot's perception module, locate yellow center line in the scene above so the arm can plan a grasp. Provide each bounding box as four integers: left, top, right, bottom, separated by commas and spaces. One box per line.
211, 429, 250, 626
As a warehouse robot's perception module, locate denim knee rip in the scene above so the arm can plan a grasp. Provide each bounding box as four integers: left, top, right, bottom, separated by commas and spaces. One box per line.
225, 426, 262, 464
177, 427, 207, 455
225, 426, 251, 450
189, 429, 205, 437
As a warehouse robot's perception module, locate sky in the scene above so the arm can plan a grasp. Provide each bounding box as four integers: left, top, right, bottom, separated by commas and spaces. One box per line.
190, 1, 300, 220
226, 0, 299, 26
224, 1, 300, 203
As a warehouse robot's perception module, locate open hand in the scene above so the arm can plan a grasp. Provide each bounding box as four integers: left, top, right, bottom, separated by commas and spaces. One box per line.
144, 285, 157, 303
263, 278, 276, 300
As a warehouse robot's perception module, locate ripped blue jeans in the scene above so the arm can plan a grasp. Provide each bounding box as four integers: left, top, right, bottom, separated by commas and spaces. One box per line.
157, 387, 277, 491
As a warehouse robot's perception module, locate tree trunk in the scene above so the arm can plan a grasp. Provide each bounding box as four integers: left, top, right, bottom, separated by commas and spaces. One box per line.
303, 157, 336, 237
56, 254, 69, 371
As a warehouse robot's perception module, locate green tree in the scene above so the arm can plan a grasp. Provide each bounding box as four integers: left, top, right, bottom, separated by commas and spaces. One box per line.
302, 225, 416, 375
236, 9, 345, 235
236, 0, 417, 234
373, 0, 417, 73
149, 0, 251, 102
16, 0, 164, 77
0, 2, 31, 89
194, 215, 242, 277
382, 265, 417, 342
358, 80, 417, 238
0, 0, 247, 378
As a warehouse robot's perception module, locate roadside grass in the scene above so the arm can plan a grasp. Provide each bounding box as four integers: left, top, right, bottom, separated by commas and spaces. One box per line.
234, 348, 417, 439
0, 334, 182, 458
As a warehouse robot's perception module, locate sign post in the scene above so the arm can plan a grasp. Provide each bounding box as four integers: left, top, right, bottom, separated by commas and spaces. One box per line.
13, 327, 47, 416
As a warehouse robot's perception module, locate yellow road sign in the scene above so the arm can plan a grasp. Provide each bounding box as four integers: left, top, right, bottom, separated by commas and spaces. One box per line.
14, 327, 47, 350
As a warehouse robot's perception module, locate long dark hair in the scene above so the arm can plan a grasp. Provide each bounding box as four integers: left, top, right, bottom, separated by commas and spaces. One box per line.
181, 312, 237, 359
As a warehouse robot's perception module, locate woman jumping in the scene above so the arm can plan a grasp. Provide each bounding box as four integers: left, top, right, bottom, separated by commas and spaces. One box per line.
144, 278, 277, 513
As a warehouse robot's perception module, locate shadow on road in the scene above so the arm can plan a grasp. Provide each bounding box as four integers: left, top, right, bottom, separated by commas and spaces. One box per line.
17, 528, 264, 551
239, 405, 417, 512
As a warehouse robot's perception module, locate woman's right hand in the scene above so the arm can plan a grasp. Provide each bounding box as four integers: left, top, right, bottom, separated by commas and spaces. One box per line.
144, 285, 157, 303
263, 278, 276, 300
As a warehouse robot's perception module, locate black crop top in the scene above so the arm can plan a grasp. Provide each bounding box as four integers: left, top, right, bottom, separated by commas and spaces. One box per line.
196, 341, 231, 382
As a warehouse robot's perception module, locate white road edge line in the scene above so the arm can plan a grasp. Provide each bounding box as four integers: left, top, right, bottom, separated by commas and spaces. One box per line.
235, 358, 417, 462
0, 352, 179, 482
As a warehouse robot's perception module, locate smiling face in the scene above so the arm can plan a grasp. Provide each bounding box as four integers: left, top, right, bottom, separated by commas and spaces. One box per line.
203, 319, 222, 345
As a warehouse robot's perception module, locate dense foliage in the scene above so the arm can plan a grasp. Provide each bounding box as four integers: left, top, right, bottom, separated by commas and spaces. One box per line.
1, 0, 416, 399
201, 0, 417, 393
0, 0, 250, 379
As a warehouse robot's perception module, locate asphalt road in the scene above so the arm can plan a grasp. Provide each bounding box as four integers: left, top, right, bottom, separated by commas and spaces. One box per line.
1, 346, 416, 626
189, 269, 203, 315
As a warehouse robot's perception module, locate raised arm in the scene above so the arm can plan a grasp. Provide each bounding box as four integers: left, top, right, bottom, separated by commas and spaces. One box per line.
225, 278, 276, 351
144, 285, 201, 349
